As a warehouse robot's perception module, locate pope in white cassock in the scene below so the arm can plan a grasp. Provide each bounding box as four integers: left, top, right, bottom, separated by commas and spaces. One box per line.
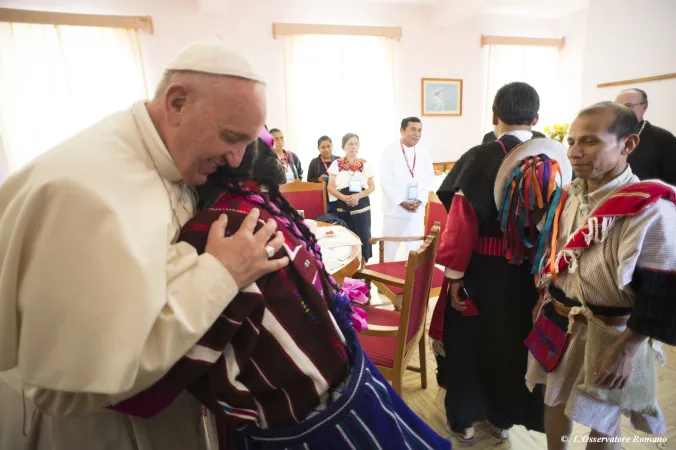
0, 42, 290, 450
379, 117, 435, 261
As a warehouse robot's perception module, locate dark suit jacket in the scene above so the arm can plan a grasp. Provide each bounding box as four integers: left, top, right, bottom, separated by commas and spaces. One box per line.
628, 121, 676, 185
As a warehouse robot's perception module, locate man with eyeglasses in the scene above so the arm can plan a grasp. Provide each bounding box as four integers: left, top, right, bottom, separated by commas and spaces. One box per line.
615, 88, 676, 185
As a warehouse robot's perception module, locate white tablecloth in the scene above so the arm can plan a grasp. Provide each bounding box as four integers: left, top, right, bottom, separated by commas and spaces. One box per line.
311, 224, 361, 274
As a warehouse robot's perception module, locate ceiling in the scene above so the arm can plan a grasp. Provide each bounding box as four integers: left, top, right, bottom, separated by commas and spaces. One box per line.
365, 0, 589, 18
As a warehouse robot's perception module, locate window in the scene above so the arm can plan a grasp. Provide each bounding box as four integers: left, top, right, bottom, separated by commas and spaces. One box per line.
484, 44, 560, 133
281, 34, 397, 239
0, 22, 148, 178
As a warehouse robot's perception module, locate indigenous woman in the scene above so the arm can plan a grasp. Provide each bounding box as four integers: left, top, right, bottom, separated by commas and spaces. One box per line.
110, 137, 448, 450
327, 133, 375, 262
307, 135, 339, 213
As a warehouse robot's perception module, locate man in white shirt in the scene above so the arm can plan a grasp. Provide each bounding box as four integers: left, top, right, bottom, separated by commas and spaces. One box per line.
0, 42, 288, 450
379, 117, 435, 261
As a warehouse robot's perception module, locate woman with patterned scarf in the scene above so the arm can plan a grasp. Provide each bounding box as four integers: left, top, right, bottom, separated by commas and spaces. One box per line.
109, 135, 449, 450
327, 133, 376, 262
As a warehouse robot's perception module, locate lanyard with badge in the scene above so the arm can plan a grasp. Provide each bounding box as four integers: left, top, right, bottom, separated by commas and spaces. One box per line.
401, 144, 418, 201
346, 160, 362, 193
321, 159, 332, 183
279, 155, 295, 182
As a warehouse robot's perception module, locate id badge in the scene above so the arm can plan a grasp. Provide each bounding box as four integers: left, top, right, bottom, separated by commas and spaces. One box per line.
285, 169, 295, 183
349, 176, 362, 193
407, 183, 418, 201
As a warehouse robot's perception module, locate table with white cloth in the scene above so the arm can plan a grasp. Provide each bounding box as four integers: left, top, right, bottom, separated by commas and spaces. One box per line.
308, 221, 362, 285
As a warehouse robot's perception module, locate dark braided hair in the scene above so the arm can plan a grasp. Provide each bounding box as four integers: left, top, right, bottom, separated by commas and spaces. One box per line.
198, 138, 341, 291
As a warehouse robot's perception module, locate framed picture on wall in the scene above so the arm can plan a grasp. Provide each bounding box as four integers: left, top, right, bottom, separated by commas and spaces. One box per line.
421, 78, 463, 116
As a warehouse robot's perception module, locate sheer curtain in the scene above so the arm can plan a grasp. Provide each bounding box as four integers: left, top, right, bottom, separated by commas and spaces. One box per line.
484, 44, 560, 133
282, 34, 397, 245
0, 22, 148, 177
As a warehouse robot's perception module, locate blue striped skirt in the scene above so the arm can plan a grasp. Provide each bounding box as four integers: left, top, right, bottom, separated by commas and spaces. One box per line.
234, 342, 450, 450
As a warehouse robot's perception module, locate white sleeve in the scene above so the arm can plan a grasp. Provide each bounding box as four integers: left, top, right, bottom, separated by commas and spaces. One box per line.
1, 180, 239, 415
363, 161, 375, 179
379, 148, 403, 206
327, 160, 339, 176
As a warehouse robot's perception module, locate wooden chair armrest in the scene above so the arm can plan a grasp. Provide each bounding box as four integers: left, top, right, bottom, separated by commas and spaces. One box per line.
369, 236, 425, 245
359, 324, 399, 337
354, 269, 406, 288
368, 303, 395, 309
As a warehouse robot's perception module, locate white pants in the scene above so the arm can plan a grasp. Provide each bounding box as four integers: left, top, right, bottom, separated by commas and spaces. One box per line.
381, 212, 425, 262
0, 379, 217, 450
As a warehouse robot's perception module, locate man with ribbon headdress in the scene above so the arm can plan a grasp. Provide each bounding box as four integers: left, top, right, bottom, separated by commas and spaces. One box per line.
525, 101, 676, 450
0, 42, 290, 450
431, 81, 572, 444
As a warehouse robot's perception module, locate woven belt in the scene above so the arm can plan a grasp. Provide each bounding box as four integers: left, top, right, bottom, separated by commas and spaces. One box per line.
474, 237, 504, 257
548, 284, 631, 326
552, 301, 630, 327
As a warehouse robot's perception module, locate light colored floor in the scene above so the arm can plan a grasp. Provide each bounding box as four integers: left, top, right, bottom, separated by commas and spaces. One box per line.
370, 292, 676, 449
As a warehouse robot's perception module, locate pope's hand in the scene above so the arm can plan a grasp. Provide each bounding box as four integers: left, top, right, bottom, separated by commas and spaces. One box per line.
205, 209, 289, 289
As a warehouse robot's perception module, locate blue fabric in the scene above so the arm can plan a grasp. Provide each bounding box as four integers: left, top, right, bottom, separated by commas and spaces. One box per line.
234, 290, 450, 450
530, 186, 561, 274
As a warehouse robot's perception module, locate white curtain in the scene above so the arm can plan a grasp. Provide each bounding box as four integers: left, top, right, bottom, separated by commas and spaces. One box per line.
484, 44, 560, 133
282, 34, 397, 244
0, 22, 148, 177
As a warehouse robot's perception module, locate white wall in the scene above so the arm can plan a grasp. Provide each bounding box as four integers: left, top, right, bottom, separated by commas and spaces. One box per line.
0, 0, 569, 162
556, 8, 588, 124
581, 0, 676, 133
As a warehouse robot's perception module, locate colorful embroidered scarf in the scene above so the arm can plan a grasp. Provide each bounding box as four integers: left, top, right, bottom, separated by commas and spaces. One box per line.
540, 181, 676, 283
496, 154, 567, 280
336, 157, 365, 172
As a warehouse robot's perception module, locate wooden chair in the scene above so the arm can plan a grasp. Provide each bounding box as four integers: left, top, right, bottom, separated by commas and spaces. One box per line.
355, 224, 441, 395
279, 180, 327, 219
366, 192, 447, 308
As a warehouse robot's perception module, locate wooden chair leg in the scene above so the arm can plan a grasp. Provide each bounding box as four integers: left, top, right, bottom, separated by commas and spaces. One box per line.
392, 376, 403, 396
419, 335, 428, 389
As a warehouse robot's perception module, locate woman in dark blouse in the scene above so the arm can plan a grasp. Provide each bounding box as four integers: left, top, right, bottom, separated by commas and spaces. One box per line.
307, 135, 339, 213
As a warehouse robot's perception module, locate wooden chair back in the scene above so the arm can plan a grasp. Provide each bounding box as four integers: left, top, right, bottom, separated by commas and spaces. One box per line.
424, 191, 447, 238
396, 223, 441, 362
279, 180, 327, 219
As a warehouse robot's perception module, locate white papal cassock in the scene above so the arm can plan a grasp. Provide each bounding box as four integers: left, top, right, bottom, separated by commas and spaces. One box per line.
0, 99, 239, 450
379, 140, 435, 261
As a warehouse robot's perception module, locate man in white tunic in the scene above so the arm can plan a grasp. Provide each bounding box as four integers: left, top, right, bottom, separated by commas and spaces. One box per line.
525, 102, 676, 450
379, 117, 435, 261
0, 42, 289, 450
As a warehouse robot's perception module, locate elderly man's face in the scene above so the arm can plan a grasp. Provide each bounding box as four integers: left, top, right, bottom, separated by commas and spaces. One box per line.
566, 110, 634, 183
164, 76, 266, 185
615, 90, 647, 122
